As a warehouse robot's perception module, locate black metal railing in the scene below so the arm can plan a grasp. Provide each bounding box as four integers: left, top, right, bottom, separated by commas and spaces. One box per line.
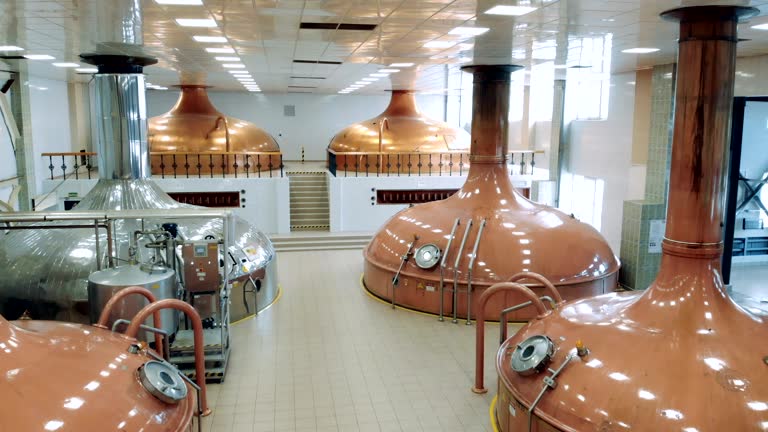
150, 152, 284, 178
42, 151, 97, 180
327, 149, 543, 177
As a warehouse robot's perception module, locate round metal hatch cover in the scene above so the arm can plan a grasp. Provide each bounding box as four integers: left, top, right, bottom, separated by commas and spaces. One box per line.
139, 360, 188, 404
511, 335, 555, 376
414, 244, 441, 269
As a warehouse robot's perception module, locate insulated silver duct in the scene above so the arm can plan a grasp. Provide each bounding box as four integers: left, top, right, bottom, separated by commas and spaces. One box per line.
91, 73, 150, 180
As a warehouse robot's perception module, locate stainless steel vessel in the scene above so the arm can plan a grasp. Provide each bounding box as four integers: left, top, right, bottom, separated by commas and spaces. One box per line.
88, 264, 178, 337
0, 54, 278, 323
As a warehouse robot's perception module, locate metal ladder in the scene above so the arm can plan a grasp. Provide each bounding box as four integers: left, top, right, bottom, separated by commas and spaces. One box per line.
439, 217, 487, 324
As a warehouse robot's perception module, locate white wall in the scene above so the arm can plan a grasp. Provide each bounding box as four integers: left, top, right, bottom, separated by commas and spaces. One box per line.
29, 77, 74, 195
560, 72, 637, 253
40, 177, 290, 234
147, 91, 447, 162
329, 174, 534, 233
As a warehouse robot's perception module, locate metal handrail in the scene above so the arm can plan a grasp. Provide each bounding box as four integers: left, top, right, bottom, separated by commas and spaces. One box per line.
326, 149, 544, 156
439, 218, 461, 322
498, 295, 556, 344
465, 218, 487, 325
392, 234, 418, 309
452, 220, 473, 324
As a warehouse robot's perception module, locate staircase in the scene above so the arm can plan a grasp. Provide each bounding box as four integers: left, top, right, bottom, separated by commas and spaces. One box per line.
271, 232, 372, 252
288, 172, 330, 231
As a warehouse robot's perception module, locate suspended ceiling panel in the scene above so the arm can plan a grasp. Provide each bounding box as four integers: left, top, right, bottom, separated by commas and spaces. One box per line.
0, 0, 767, 94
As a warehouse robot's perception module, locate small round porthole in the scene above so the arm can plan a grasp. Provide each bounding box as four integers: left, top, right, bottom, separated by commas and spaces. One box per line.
511, 335, 555, 376
139, 360, 188, 404
414, 244, 441, 269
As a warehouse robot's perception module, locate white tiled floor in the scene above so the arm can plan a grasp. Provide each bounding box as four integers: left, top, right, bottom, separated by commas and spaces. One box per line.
201, 249, 518, 432
731, 262, 768, 302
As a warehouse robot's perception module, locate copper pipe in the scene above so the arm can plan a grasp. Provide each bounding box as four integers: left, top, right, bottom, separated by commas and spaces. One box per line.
462, 65, 522, 165
126, 299, 210, 417
473, 282, 548, 394
661, 7, 745, 255
207, 116, 230, 152
95, 286, 163, 358
507, 272, 564, 304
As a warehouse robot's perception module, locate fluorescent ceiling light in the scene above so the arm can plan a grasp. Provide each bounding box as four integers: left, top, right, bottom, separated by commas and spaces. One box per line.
449, 26, 490, 37
354, 81, 369, 85
370, 73, 389, 77
193, 35, 228, 43
23, 54, 55, 60
206, 47, 235, 53
378, 69, 400, 73
52, 62, 80, 68
215, 56, 240, 61
175, 18, 217, 27
0, 46, 24, 51
362, 78, 378, 82
423, 41, 457, 49
457, 57, 472, 63
238, 78, 255, 82
229, 70, 249, 74
222, 63, 245, 68
485, 5, 537, 16
155, 0, 203, 4
751, 23, 768, 30
75, 67, 98, 73
621, 47, 659, 54
389, 63, 414, 67
350, 85, 364, 88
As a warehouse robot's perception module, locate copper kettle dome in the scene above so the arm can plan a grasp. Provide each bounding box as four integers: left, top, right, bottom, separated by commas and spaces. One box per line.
148, 85, 279, 174
363, 66, 619, 322
0, 314, 196, 430
328, 90, 470, 173
493, 6, 768, 432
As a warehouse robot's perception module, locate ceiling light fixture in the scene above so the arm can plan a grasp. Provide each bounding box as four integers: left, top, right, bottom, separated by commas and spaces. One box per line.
155, 0, 203, 4
423, 41, 457, 49
751, 23, 768, 30
378, 69, 400, 73
0, 46, 24, 51
621, 47, 660, 54
370, 73, 389, 77
205, 47, 235, 53
52, 62, 80, 68
389, 63, 414, 67
362, 78, 378, 81
354, 81, 369, 85
23, 54, 55, 60
215, 56, 240, 61
75, 67, 98, 73
175, 18, 217, 27
193, 35, 228, 43
449, 26, 490, 36
222, 63, 245, 68
484, 5, 537, 16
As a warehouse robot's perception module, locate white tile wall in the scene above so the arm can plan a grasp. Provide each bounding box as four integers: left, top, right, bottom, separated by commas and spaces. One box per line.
560, 72, 637, 254
28, 77, 74, 195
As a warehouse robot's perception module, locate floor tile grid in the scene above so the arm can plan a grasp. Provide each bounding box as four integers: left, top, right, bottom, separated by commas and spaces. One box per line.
201, 250, 518, 432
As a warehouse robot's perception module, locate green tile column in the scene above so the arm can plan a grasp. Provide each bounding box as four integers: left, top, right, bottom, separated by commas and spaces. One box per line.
619, 64, 676, 290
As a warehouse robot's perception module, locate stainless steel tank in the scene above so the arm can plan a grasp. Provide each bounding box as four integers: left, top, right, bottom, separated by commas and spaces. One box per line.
88, 264, 178, 338
0, 54, 278, 323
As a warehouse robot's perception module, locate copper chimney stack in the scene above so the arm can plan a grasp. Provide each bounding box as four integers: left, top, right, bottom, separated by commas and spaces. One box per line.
363, 65, 618, 322
493, 6, 767, 432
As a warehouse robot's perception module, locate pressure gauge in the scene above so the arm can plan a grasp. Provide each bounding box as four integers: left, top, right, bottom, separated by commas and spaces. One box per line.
414, 244, 441, 269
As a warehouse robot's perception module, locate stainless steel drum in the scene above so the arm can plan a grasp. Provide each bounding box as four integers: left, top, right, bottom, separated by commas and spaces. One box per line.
88, 264, 178, 338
